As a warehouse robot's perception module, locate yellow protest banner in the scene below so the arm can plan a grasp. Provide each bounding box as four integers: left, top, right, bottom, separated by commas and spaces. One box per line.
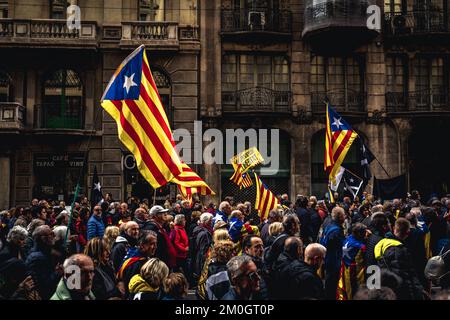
230, 147, 264, 173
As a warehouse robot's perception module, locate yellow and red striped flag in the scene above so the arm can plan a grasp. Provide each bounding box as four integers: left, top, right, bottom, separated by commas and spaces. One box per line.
325, 102, 358, 186
254, 173, 279, 221
172, 162, 215, 198
101, 45, 182, 189
230, 163, 253, 189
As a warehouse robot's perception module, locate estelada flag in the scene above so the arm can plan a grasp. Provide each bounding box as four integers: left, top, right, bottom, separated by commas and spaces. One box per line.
172, 162, 215, 198
324, 103, 358, 186
101, 45, 182, 188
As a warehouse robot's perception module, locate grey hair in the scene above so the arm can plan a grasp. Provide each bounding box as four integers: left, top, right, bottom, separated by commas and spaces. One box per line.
32, 225, 51, 240
331, 206, 345, 220
199, 212, 213, 224
63, 254, 92, 274
27, 219, 45, 234
372, 204, 384, 214
226, 255, 253, 282
174, 214, 185, 225
7, 226, 28, 243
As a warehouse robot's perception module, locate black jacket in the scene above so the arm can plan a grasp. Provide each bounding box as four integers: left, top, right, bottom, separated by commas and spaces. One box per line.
0, 242, 23, 264
111, 233, 137, 272
92, 263, 122, 300
378, 241, 424, 300
272, 252, 324, 300
404, 228, 427, 287
366, 232, 385, 267
189, 225, 212, 278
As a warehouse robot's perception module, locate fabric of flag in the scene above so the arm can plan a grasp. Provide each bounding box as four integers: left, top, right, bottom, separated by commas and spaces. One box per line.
330, 166, 345, 192
342, 169, 364, 199
230, 163, 253, 189
327, 186, 335, 204
358, 137, 375, 181
373, 174, 407, 200
324, 103, 358, 185
90, 165, 103, 206
172, 162, 215, 198
337, 235, 366, 300
254, 173, 279, 221
101, 45, 182, 189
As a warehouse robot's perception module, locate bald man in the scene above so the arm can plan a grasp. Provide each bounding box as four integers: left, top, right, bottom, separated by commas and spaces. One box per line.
272, 238, 325, 300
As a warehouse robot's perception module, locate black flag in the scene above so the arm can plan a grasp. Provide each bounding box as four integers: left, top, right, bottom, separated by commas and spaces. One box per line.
373, 174, 407, 200
359, 138, 375, 181
90, 165, 103, 206
342, 169, 364, 199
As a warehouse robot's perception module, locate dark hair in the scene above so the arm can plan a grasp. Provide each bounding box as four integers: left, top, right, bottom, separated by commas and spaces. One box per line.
282, 214, 299, 236
242, 235, 260, 251
137, 230, 157, 247
405, 212, 418, 226
283, 236, 303, 259
354, 286, 396, 300
394, 218, 410, 238
295, 196, 309, 209
369, 213, 389, 235
351, 223, 367, 241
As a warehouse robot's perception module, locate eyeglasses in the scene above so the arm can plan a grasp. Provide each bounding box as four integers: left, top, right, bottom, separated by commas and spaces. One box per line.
246, 271, 260, 282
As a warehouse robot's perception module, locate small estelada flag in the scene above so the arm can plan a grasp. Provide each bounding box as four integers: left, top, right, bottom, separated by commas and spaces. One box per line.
230, 163, 253, 189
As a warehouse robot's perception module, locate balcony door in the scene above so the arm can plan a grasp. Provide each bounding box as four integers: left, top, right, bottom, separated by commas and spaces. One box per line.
139, 0, 165, 21
42, 69, 83, 129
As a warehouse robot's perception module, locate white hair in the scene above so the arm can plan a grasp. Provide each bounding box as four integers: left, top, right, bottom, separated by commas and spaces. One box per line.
174, 214, 185, 225
226, 255, 253, 281
199, 212, 213, 224
7, 226, 28, 243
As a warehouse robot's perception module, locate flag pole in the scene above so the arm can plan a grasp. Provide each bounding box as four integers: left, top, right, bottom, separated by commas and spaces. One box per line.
153, 188, 157, 206
374, 157, 391, 178
63, 183, 80, 248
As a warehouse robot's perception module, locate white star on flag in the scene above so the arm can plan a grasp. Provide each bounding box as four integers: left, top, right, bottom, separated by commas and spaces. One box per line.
123, 73, 137, 94
332, 117, 343, 129
94, 182, 101, 191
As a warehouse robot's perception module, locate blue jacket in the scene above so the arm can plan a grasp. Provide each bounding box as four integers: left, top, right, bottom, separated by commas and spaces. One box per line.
213, 210, 228, 227
87, 215, 105, 240
320, 222, 345, 273
228, 217, 243, 242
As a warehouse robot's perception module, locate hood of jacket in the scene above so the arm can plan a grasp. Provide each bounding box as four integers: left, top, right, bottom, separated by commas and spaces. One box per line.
128, 274, 159, 294
374, 238, 403, 260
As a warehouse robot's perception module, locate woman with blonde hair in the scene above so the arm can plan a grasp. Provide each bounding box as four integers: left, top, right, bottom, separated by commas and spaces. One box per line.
266, 222, 284, 246
128, 258, 169, 300
103, 226, 120, 251
213, 228, 231, 243
197, 240, 236, 300
84, 237, 123, 300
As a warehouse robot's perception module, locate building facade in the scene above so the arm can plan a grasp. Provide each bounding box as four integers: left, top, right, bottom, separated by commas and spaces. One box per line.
0, 0, 449, 208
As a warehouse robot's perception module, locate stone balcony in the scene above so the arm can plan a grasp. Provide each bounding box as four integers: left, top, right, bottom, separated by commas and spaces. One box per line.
0, 102, 26, 133
0, 19, 97, 49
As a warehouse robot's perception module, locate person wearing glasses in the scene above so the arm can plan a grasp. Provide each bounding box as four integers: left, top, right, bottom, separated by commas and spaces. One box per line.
50, 254, 96, 300
222, 255, 260, 300
87, 205, 105, 241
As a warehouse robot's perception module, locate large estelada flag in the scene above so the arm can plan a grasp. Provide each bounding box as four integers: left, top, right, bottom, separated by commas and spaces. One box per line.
173, 162, 215, 198
325, 103, 358, 185
101, 45, 183, 188
254, 173, 279, 221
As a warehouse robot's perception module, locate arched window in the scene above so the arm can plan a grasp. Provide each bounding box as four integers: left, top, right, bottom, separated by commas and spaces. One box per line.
151, 67, 172, 126
311, 130, 361, 198
0, 71, 12, 102
42, 69, 83, 129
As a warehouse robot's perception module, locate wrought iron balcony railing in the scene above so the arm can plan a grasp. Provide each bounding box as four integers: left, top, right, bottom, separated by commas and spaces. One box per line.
0, 102, 26, 131
311, 89, 366, 112
222, 87, 292, 113
221, 9, 292, 34
386, 89, 449, 112
384, 10, 449, 36
303, 0, 372, 35
34, 103, 84, 130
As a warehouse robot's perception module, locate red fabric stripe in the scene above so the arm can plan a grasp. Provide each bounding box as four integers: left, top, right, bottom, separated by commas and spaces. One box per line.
260, 188, 271, 218
331, 131, 341, 146
140, 64, 175, 148
333, 131, 353, 162
112, 101, 167, 186
125, 99, 181, 176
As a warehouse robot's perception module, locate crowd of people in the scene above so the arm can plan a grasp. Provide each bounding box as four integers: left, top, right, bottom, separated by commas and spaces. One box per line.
1, 189, 450, 300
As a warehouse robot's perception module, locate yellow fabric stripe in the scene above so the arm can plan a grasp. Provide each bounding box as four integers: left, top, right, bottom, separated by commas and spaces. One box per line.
120, 101, 175, 181
329, 132, 358, 183
255, 173, 261, 210
102, 101, 160, 187
332, 131, 350, 154
142, 52, 172, 130
134, 93, 182, 171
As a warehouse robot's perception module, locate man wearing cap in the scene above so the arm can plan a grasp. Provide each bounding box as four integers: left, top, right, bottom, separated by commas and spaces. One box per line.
146, 205, 177, 269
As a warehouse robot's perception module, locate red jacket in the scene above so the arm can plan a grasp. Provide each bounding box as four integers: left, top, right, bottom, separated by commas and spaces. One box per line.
170, 225, 189, 259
